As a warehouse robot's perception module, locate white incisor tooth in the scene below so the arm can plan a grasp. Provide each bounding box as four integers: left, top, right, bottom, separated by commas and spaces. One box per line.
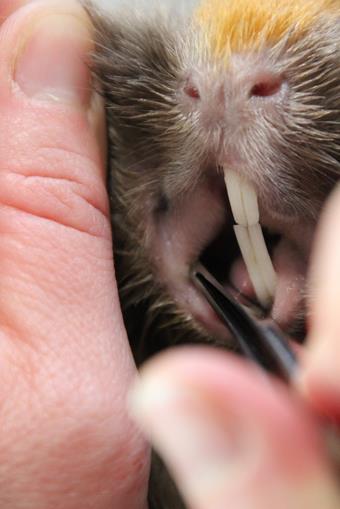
242, 179, 260, 226
248, 224, 277, 297
224, 170, 259, 226
224, 169, 277, 306
224, 170, 247, 226
234, 225, 271, 308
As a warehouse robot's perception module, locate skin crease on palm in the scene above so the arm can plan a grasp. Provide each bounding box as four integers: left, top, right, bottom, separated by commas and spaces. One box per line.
0, 0, 338, 508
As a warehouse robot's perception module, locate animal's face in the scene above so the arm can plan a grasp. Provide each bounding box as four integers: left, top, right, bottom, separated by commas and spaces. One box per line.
90, 0, 340, 355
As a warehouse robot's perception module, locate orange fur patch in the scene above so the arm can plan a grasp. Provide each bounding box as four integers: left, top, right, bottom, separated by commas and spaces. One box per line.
195, 0, 339, 57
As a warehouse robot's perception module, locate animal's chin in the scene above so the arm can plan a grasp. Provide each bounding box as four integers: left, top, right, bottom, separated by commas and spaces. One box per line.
149, 167, 314, 346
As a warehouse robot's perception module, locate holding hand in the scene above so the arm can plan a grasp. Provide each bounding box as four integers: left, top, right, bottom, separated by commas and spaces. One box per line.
0, 2, 149, 508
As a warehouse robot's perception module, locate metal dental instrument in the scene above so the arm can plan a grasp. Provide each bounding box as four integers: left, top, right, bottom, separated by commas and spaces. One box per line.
192, 263, 340, 470
192, 262, 298, 382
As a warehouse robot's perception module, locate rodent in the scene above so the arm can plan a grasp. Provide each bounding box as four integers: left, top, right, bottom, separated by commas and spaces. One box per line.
85, 1, 340, 507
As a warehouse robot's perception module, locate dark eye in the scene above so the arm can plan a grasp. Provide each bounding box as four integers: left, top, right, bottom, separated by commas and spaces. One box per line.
154, 193, 170, 215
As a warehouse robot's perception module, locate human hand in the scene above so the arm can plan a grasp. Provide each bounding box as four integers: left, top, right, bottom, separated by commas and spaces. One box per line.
130, 194, 340, 506
0, 1, 149, 508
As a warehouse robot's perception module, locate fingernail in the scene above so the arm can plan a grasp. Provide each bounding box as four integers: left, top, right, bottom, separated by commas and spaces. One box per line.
129, 377, 260, 506
14, 14, 92, 105
296, 342, 340, 421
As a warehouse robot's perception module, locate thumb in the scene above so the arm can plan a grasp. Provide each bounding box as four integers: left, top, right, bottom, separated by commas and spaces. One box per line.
0, 2, 149, 509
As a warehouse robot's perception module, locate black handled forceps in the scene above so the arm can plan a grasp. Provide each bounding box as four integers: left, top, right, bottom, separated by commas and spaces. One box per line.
192, 263, 340, 469
192, 262, 298, 382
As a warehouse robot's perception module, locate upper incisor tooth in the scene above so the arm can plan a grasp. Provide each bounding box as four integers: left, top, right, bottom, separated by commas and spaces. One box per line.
242, 179, 260, 226
224, 170, 248, 226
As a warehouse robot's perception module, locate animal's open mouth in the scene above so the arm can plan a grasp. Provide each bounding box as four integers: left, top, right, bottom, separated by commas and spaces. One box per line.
153, 166, 315, 345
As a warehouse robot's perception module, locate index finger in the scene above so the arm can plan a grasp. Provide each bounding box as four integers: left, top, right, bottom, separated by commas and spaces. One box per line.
298, 184, 340, 419
130, 348, 340, 509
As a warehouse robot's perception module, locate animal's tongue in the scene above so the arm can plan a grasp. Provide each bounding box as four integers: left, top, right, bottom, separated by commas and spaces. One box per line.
229, 237, 307, 331
229, 257, 255, 298
270, 238, 307, 330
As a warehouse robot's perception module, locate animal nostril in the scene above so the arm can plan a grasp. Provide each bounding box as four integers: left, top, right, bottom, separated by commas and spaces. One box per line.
184, 82, 200, 100
250, 76, 283, 98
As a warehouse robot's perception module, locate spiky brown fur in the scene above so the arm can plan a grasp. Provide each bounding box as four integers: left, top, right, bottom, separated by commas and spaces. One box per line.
87, 1, 340, 359
85, 4, 222, 366
84, 2, 340, 507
